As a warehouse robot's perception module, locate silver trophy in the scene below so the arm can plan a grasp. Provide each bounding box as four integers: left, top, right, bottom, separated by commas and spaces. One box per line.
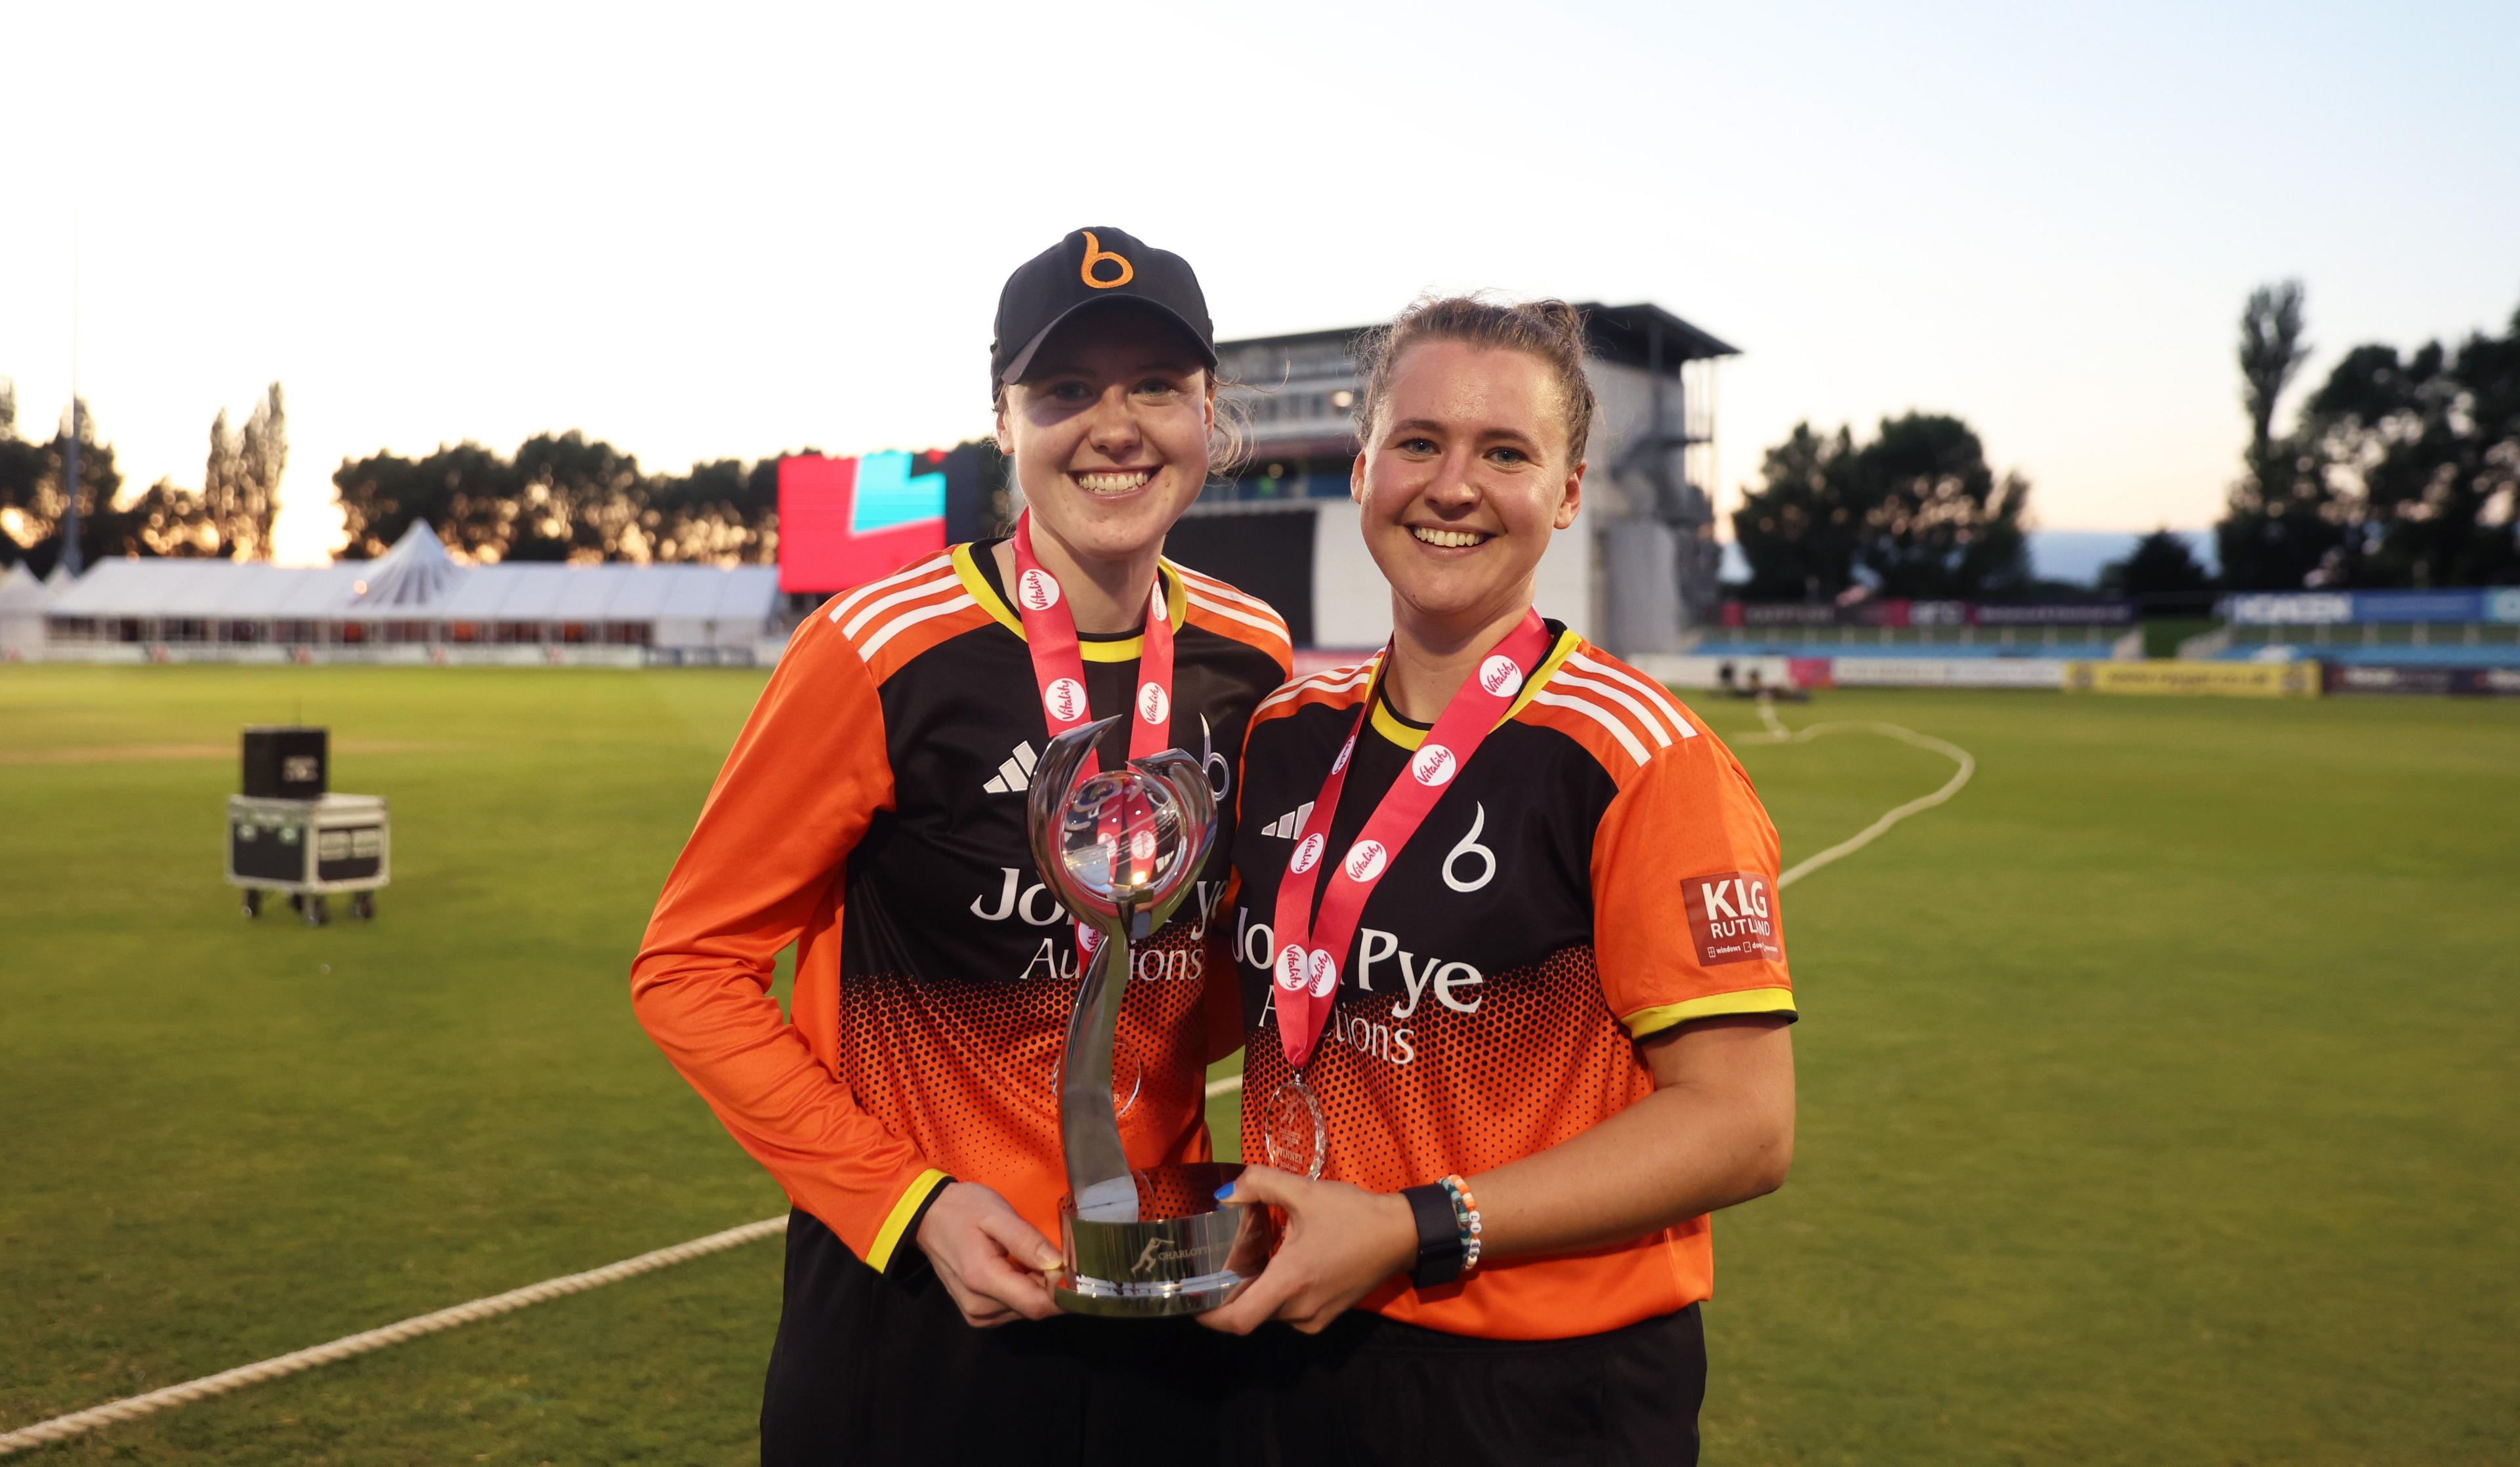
1026, 718, 1272, 1316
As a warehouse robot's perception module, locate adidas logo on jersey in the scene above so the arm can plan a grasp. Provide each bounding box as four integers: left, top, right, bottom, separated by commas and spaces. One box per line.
1259, 802, 1314, 838
982, 741, 1040, 794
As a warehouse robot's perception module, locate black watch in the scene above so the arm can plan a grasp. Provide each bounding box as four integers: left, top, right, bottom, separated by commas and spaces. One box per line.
1402, 1184, 1465, 1289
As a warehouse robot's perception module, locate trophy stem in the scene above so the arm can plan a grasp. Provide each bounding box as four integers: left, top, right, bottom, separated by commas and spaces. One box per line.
1026, 720, 1242, 1310
1059, 915, 1138, 1222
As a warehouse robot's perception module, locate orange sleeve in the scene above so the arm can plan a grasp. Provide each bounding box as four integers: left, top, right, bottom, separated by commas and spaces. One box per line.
629, 614, 949, 1269
1591, 734, 1799, 1039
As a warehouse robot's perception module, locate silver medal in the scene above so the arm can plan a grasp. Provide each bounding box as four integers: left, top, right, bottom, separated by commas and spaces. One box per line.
1262, 1076, 1328, 1180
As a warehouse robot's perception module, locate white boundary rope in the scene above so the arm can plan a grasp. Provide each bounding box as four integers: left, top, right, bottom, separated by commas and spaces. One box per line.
1198, 696, 1975, 1108
0, 1216, 789, 1457
5, 699, 1973, 1457
1738, 695, 1977, 889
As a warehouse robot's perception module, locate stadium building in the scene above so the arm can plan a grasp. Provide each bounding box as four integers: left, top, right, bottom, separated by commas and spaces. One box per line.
0, 562, 57, 661
1677, 598, 2142, 690
2193, 589, 2520, 668
2179, 588, 2520, 695
35, 521, 784, 665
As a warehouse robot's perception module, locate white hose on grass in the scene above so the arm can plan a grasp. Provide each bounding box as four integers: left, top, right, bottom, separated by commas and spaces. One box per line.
1738, 695, 1977, 889
0, 1216, 789, 1457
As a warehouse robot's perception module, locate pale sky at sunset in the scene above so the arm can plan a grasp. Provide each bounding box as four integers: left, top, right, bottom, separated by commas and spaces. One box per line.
4, 1, 2513, 564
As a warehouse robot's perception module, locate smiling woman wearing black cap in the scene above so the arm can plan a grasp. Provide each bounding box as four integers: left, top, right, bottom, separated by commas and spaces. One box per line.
631, 227, 1292, 1463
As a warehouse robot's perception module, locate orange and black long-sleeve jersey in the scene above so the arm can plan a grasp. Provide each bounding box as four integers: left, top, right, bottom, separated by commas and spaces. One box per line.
633, 543, 1290, 1272
1232, 625, 1796, 1340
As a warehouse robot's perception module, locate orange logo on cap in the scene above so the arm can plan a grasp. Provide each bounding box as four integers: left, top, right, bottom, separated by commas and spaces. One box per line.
1080, 232, 1133, 289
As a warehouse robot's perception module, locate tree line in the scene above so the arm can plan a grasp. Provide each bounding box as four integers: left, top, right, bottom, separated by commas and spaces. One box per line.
12, 283, 2510, 593
331, 433, 806, 564
0, 381, 287, 572
1729, 412, 2035, 600
0, 381, 854, 570
2218, 283, 2518, 590
0, 383, 986, 570
1728, 286, 2519, 602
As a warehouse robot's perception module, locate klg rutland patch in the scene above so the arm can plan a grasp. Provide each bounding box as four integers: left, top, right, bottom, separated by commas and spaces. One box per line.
1684, 872, 1781, 966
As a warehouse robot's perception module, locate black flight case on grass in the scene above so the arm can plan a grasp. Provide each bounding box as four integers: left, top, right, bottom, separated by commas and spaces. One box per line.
226, 726, 390, 926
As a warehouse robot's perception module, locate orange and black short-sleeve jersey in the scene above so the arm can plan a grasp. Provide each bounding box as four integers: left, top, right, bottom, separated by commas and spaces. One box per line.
633, 542, 1290, 1270
1230, 624, 1795, 1341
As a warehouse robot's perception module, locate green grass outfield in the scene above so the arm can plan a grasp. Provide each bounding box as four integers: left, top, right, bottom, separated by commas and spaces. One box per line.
2, 667, 2514, 1464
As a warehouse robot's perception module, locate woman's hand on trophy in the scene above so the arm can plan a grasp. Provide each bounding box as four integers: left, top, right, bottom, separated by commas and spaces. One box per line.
1197, 1167, 1418, 1336
915, 1181, 1065, 1327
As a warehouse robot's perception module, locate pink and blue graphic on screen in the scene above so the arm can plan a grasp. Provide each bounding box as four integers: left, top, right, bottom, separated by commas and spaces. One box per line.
778, 450, 948, 594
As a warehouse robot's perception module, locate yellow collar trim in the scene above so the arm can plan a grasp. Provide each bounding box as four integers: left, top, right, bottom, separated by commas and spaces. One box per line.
1368, 696, 1427, 751
1365, 629, 1580, 751
1507, 629, 1583, 720
950, 542, 1188, 662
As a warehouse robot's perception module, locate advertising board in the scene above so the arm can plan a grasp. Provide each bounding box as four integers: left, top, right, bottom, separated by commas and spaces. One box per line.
2064, 661, 2322, 697
1629, 653, 1796, 690
1830, 657, 2069, 689
2223, 589, 2520, 627
1724, 599, 2133, 629
1727, 602, 1840, 627
1970, 603, 2136, 626
2325, 664, 2460, 696
2350, 590, 2498, 624
2221, 592, 2355, 626
2324, 664, 2520, 697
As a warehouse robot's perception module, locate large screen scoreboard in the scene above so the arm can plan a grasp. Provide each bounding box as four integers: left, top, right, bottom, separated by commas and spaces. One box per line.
778, 447, 988, 594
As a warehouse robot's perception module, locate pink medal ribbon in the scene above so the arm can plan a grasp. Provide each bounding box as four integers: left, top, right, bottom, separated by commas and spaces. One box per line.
1269, 609, 1550, 1071
1008, 510, 1178, 959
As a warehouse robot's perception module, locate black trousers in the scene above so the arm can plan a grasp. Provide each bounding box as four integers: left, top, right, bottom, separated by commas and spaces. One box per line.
1221, 1304, 1706, 1467
761, 1208, 1228, 1466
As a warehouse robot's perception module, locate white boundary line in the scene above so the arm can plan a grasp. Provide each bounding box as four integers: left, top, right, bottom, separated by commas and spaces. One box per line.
1738, 696, 1977, 889
0, 1216, 789, 1457
6, 703, 1975, 1457
1198, 696, 1975, 1107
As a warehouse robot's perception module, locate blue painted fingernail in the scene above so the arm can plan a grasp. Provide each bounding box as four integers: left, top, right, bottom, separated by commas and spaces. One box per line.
1213, 1183, 1236, 1201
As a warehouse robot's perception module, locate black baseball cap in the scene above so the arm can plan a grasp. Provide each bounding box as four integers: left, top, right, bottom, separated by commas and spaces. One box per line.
991, 226, 1217, 390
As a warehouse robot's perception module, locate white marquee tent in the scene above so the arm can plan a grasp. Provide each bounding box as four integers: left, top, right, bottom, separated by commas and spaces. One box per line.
0, 562, 52, 660
40, 522, 786, 665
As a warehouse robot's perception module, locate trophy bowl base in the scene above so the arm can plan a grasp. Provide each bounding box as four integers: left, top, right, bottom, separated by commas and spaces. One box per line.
1053, 1161, 1274, 1319
1051, 1269, 1248, 1319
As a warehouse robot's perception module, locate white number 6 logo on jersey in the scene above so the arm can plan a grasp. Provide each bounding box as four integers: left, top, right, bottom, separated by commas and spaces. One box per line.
1443, 802, 1497, 894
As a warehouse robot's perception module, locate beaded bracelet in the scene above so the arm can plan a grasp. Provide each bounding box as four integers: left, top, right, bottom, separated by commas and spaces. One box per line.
1437, 1174, 1483, 1273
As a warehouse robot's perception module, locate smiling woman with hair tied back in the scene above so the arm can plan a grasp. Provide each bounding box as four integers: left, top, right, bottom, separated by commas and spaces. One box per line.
1202, 295, 1800, 1466
630, 228, 1292, 1465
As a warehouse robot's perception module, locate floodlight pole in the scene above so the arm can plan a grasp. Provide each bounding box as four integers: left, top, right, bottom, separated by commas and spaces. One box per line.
62, 212, 84, 577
